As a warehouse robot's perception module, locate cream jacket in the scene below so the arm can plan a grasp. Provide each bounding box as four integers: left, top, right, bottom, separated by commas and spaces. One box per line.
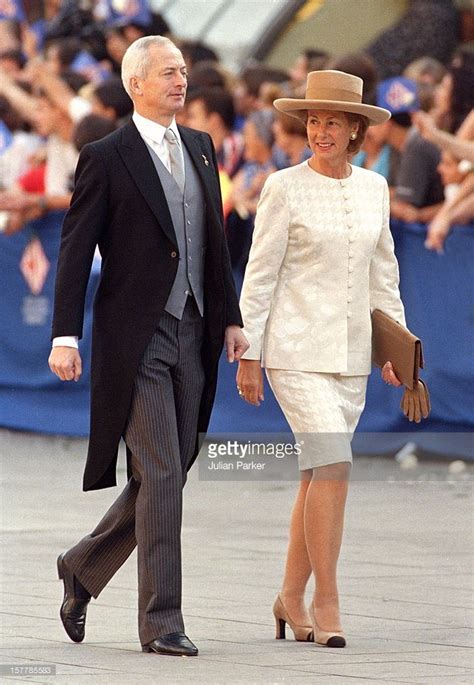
240, 161, 406, 375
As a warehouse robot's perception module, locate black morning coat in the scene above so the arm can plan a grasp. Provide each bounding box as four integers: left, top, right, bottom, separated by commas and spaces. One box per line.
52, 120, 243, 491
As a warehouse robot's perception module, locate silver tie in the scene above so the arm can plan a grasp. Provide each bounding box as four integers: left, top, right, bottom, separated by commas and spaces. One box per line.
164, 128, 185, 193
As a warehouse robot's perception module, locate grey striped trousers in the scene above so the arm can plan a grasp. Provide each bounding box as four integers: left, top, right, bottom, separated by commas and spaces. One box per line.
63, 297, 205, 645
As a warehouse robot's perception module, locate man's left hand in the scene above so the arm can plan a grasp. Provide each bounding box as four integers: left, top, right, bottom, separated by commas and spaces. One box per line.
225, 325, 249, 362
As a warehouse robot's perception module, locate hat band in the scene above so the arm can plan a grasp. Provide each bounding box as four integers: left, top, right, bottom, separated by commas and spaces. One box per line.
305, 86, 362, 104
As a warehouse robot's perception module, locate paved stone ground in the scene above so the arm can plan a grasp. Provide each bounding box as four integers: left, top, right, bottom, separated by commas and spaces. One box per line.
1, 428, 473, 684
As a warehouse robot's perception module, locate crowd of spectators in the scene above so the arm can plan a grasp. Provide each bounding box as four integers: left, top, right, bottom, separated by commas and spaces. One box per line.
0, 0, 472, 269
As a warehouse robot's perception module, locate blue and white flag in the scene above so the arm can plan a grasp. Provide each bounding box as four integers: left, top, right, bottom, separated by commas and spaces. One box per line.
0, 120, 14, 155
106, 0, 151, 27
0, 0, 26, 22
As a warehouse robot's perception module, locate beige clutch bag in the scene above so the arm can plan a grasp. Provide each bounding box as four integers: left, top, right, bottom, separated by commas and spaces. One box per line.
371, 309, 431, 423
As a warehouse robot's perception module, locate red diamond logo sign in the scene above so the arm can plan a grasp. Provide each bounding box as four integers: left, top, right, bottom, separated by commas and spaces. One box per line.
20, 237, 50, 295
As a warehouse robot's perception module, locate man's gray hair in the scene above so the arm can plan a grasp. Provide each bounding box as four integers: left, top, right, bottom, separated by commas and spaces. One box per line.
121, 35, 178, 97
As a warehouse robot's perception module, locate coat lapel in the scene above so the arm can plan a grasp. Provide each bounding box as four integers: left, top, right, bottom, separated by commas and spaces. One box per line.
117, 121, 177, 247
178, 126, 221, 223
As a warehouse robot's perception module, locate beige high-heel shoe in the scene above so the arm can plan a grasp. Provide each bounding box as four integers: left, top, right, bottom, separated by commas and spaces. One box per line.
273, 594, 313, 641
311, 604, 346, 648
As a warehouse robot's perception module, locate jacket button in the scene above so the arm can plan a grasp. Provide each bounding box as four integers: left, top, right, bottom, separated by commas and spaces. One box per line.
171, 251, 177, 258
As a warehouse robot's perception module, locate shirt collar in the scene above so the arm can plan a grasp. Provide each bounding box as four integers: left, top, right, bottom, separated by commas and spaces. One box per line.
132, 111, 181, 146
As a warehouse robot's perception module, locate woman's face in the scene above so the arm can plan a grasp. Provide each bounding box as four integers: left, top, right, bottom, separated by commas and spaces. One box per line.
306, 109, 356, 164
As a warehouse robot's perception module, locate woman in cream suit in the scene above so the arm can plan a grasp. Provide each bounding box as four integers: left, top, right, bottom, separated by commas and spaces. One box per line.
236, 71, 406, 648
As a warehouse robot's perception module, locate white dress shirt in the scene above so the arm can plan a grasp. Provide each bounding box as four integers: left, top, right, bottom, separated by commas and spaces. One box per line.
52, 111, 183, 349
132, 110, 183, 173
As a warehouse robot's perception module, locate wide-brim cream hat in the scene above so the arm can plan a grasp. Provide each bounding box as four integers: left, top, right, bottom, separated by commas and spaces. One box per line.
274, 70, 390, 126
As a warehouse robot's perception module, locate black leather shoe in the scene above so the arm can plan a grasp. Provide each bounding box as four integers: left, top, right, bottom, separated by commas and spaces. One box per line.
57, 552, 91, 643
142, 632, 198, 656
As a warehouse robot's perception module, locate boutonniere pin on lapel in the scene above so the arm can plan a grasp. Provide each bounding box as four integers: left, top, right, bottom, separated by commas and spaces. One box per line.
201, 154, 209, 166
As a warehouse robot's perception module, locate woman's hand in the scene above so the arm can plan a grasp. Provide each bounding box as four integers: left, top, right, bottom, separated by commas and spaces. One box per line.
381, 361, 402, 387
236, 359, 264, 406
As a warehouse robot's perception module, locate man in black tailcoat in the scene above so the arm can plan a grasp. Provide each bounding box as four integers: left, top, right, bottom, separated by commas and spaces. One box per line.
49, 35, 248, 656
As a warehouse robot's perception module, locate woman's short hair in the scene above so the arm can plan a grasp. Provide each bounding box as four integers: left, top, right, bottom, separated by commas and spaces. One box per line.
121, 35, 177, 97
345, 113, 369, 154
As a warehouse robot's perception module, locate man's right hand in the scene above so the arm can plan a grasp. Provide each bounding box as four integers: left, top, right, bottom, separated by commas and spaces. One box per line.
49, 347, 82, 382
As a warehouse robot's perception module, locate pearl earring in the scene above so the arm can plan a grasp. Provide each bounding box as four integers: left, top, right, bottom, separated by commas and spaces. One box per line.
350, 132, 357, 140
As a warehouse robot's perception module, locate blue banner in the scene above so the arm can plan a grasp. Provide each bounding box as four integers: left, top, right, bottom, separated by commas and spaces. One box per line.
1, 219, 472, 458
0, 212, 98, 436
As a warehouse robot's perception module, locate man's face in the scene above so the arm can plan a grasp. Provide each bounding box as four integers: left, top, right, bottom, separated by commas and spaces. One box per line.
185, 99, 209, 132
133, 44, 188, 122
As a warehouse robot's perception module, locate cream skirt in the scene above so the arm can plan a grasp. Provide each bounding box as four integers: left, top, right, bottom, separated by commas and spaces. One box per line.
266, 369, 368, 471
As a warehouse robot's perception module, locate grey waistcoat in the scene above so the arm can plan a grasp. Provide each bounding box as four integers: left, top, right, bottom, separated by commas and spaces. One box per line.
145, 140, 206, 319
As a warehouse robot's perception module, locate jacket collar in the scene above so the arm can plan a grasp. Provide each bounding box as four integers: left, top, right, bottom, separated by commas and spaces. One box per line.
118, 120, 177, 246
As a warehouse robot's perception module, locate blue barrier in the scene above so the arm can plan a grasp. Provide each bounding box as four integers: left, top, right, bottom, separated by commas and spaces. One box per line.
0, 218, 472, 457
0, 212, 98, 435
